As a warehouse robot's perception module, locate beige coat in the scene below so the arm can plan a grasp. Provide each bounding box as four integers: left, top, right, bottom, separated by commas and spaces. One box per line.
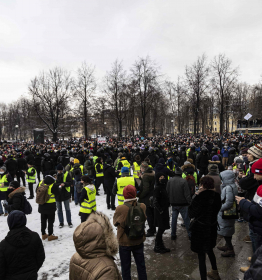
70, 212, 122, 280
113, 201, 146, 246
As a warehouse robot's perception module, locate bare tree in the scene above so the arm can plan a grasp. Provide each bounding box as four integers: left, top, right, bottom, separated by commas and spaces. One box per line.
74, 62, 96, 139
131, 56, 160, 136
185, 54, 209, 134
211, 54, 238, 134
28, 67, 73, 141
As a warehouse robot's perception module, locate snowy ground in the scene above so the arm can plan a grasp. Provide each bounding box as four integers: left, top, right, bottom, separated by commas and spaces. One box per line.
0, 180, 182, 280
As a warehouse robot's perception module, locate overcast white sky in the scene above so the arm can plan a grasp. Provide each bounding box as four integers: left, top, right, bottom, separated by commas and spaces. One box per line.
1, 0, 262, 103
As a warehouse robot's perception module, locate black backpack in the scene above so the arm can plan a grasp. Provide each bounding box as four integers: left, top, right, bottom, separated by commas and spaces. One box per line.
23, 196, 32, 215
124, 201, 146, 239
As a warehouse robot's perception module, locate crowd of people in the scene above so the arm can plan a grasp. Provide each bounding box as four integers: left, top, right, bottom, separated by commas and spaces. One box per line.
0, 133, 262, 279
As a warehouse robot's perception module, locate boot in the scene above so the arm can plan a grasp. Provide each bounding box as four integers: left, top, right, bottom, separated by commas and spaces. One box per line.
207, 269, 221, 280
154, 241, 167, 254
248, 257, 252, 262
111, 205, 116, 211
27, 196, 34, 200
146, 231, 155, 237
42, 234, 48, 240
160, 241, 170, 253
4, 213, 8, 216
243, 235, 251, 243
48, 235, 58, 241
240, 266, 249, 273
217, 244, 229, 252
221, 248, 235, 257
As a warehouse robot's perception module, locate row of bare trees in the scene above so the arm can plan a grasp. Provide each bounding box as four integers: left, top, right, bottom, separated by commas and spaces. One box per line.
0, 54, 261, 141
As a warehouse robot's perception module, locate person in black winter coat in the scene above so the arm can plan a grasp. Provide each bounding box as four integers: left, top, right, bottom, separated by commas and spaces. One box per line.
103, 159, 117, 210
54, 164, 73, 228
41, 155, 55, 177
34, 152, 43, 182
153, 172, 170, 254
4, 181, 26, 213
196, 148, 209, 178
0, 210, 45, 280
179, 146, 187, 166
16, 153, 27, 186
189, 176, 222, 280
5, 155, 18, 180
154, 158, 175, 180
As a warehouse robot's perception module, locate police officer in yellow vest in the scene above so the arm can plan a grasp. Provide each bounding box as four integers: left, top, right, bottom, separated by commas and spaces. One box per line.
79, 175, 96, 223
95, 157, 104, 195
117, 157, 131, 177
0, 166, 12, 216
112, 167, 138, 206
54, 164, 73, 228
37, 172, 60, 241
24, 161, 36, 200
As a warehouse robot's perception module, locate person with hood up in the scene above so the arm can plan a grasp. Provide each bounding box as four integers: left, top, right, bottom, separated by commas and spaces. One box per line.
103, 159, 117, 210
37, 172, 60, 241
208, 155, 224, 174
4, 181, 26, 213
79, 175, 96, 223
70, 211, 121, 280
84, 153, 95, 182
0, 210, 45, 280
206, 164, 222, 195
196, 147, 209, 178
154, 158, 175, 179
217, 170, 238, 257
153, 172, 170, 254
113, 185, 147, 280
0, 166, 12, 216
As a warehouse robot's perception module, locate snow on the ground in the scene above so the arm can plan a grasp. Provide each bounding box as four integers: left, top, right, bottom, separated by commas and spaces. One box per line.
0, 182, 183, 280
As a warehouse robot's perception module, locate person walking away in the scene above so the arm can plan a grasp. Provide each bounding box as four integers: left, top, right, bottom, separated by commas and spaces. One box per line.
0, 166, 12, 216
65, 157, 75, 200
0, 210, 45, 280
217, 170, 238, 257
54, 164, 73, 228
138, 162, 156, 237
95, 157, 104, 195
167, 167, 192, 240
206, 164, 222, 195
79, 175, 96, 223
196, 147, 209, 178
221, 145, 229, 167
34, 151, 43, 182
70, 211, 121, 280
113, 167, 137, 206
24, 161, 36, 199
16, 152, 27, 186
84, 153, 95, 183
113, 185, 147, 280
71, 159, 86, 205
209, 155, 224, 174
189, 176, 222, 280
36, 173, 60, 241
236, 158, 262, 273
5, 154, 18, 180
3, 181, 26, 213
103, 159, 117, 210
153, 172, 170, 254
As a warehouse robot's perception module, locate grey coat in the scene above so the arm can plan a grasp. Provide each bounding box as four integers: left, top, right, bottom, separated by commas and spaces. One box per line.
217, 170, 238, 237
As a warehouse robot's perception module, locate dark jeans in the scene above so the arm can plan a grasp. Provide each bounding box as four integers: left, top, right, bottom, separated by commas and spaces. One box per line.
28, 183, 34, 197
56, 199, 71, 224
197, 249, 217, 280
119, 243, 147, 280
36, 167, 41, 182
95, 177, 104, 193
16, 170, 25, 186
224, 236, 233, 249
81, 213, 90, 223
105, 186, 115, 207
41, 213, 55, 235
156, 228, 165, 244
146, 206, 155, 233
250, 228, 262, 253
171, 206, 191, 237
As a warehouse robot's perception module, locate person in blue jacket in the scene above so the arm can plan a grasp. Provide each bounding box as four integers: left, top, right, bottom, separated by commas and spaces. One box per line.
221, 145, 230, 167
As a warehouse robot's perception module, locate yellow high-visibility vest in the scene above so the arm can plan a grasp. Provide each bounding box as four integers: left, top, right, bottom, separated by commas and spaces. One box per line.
117, 177, 135, 205
80, 186, 96, 214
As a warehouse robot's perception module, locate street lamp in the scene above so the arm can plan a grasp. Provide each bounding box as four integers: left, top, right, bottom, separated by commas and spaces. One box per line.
15, 125, 19, 141
171, 120, 174, 135
104, 122, 107, 136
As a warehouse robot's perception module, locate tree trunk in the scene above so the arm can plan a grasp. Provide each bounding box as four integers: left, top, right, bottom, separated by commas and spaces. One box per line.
119, 120, 122, 138
53, 132, 58, 142
84, 100, 88, 139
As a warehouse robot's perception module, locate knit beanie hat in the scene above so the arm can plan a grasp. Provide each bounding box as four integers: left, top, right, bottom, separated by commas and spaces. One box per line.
70, 157, 74, 162
158, 158, 165, 165
123, 185, 136, 199
27, 160, 34, 165
175, 167, 183, 175
10, 181, 20, 189
251, 158, 262, 175
57, 163, 64, 171
7, 210, 27, 230
141, 162, 149, 170
0, 166, 6, 172
248, 144, 262, 159
121, 167, 129, 176
212, 155, 219, 162
253, 185, 262, 206
184, 161, 191, 166
74, 158, 80, 164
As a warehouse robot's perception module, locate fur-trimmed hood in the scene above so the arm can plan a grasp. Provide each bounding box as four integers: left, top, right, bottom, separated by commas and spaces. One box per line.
181, 163, 195, 171
73, 211, 118, 259
208, 160, 220, 164
141, 169, 155, 179
8, 187, 26, 199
